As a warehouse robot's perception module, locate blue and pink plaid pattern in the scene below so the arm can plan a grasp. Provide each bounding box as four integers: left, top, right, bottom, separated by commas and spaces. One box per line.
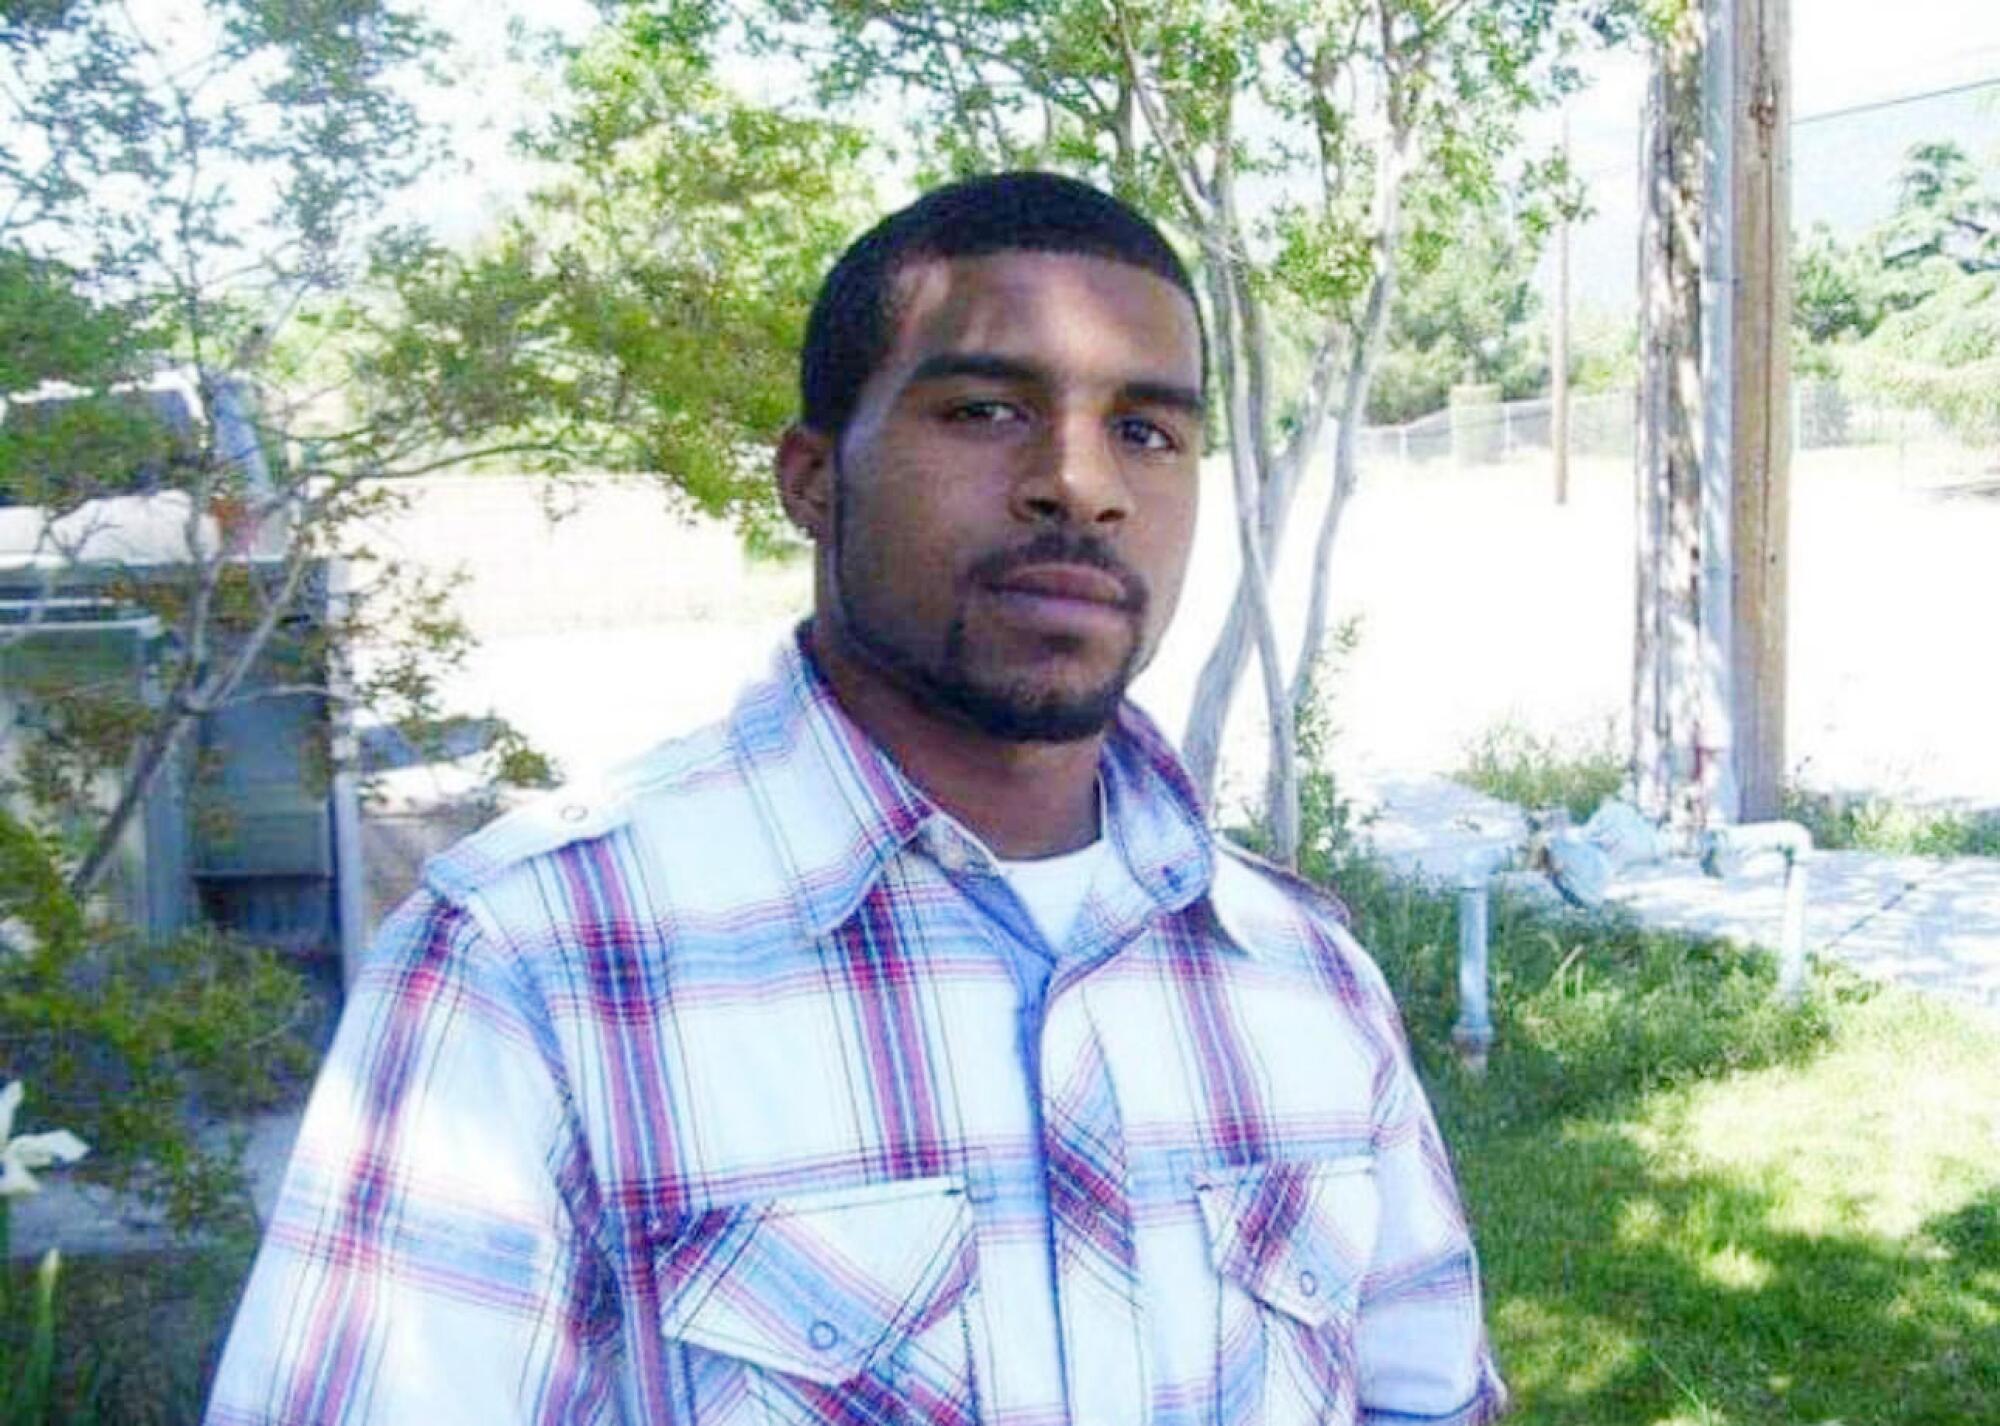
208, 636, 1506, 1426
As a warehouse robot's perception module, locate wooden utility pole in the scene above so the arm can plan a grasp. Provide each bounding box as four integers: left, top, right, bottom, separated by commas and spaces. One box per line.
1634, 19, 1711, 833
1553, 109, 1572, 506
1723, 0, 1792, 821
1633, 0, 1790, 833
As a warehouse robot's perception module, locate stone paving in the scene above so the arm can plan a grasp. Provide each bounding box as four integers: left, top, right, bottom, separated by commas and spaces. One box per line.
14, 773, 1998, 1260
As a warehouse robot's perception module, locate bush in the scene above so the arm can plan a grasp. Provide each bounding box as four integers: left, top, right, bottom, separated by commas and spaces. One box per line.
0, 812, 319, 1235
1782, 786, 2000, 858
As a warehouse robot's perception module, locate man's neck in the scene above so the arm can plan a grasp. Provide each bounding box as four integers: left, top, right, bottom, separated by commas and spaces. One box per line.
805, 622, 1106, 859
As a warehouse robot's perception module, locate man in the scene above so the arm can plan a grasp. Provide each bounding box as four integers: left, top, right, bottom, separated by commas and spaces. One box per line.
209, 172, 1506, 1426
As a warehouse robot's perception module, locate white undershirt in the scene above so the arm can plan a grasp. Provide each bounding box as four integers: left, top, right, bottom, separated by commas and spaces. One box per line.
993, 838, 1113, 954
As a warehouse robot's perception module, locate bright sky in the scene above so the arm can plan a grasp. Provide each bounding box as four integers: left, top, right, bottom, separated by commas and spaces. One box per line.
1556, 0, 2000, 183
1794, 0, 2000, 116
1539, 0, 2000, 307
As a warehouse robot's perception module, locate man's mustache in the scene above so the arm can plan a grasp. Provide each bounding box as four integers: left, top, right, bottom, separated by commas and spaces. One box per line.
968, 532, 1149, 614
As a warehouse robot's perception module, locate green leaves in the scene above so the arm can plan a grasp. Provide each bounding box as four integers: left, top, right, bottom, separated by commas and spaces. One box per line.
345, 8, 871, 531
1369, 200, 1549, 423
1841, 266, 2000, 443
1797, 141, 2000, 441
0, 812, 316, 1235
1266, 203, 1373, 313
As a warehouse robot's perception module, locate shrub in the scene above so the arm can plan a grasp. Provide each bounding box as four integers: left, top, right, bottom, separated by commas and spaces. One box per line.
0, 812, 319, 1235
1782, 786, 2000, 858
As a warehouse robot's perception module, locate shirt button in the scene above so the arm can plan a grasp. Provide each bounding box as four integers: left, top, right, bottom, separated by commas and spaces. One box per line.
808, 1320, 840, 1351
1298, 1269, 1320, 1298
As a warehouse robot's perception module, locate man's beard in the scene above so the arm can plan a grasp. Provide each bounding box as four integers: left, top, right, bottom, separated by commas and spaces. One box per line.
831, 472, 1147, 743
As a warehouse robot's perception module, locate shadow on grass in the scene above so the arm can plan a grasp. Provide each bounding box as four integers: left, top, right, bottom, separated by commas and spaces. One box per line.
1465, 1134, 1999, 1424
1327, 853, 2000, 1423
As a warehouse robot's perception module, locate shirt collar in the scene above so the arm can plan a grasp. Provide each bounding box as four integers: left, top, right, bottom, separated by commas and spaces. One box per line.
727, 629, 1239, 949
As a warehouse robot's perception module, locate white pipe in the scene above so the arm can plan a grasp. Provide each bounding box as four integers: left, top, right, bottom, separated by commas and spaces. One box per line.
1453, 860, 1497, 1071
1701, 0, 1743, 826
326, 558, 368, 991
1701, 819, 1814, 1001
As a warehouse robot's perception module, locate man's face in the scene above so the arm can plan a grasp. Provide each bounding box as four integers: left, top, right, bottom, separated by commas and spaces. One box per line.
806, 250, 1203, 742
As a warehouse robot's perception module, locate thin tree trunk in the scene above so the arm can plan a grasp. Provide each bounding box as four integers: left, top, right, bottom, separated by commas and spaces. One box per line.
67, 544, 318, 899
1282, 427, 1357, 731
67, 704, 195, 899
1284, 264, 1393, 723
1180, 330, 1344, 804
1202, 220, 1298, 863
1180, 586, 1257, 806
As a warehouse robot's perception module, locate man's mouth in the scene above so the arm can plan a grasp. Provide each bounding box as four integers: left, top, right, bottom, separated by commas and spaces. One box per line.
986, 563, 1137, 610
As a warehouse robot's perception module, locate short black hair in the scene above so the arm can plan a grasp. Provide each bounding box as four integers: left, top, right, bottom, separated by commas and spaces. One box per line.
799, 170, 1205, 439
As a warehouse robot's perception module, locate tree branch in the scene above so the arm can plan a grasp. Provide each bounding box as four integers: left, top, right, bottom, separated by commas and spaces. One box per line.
1106, 0, 1219, 234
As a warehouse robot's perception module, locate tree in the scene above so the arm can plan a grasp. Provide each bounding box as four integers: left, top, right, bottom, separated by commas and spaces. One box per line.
749, 0, 1616, 863
1792, 221, 1885, 352
1, 1, 870, 904
0, 0, 477, 1235
350, 4, 875, 547
1843, 265, 2000, 444
1881, 140, 1999, 274
1792, 141, 2000, 443
1367, 201, 1550, 425
0, 0, 872, 1236
0, 0, 464, 900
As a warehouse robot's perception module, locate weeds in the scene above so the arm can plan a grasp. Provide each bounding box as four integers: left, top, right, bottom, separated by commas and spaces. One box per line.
1783, 785, 2000, 856
1456, 719, 1626, 822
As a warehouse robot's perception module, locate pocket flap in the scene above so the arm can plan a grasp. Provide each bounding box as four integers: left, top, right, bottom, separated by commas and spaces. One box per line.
1194, 1156, 1378, 1330
656, 1176, 975, 1385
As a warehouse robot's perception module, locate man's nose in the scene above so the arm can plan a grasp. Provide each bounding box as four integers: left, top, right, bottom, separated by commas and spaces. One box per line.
1013, 418, 1133, 527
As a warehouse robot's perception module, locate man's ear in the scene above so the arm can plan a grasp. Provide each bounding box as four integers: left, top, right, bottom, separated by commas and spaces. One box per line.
776, 424, 836, 542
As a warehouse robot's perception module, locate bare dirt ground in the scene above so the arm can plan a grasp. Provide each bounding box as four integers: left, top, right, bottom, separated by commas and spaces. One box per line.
359, 440, 2000, 818
1165, 440, 2000, 813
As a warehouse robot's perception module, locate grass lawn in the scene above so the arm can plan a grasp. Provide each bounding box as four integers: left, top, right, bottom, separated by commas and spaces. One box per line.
1339, 857, 2000, 1425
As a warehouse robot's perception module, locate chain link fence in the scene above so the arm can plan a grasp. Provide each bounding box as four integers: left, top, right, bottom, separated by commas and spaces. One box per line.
1356, 379, 1980, 475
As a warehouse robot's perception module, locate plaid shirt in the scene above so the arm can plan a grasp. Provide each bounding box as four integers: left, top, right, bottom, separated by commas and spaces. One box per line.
209, 636, 1505, 1426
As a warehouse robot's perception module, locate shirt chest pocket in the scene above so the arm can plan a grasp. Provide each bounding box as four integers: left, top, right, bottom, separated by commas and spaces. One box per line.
1195, 1155, 1379, 1426
655, 1176, 981, 1426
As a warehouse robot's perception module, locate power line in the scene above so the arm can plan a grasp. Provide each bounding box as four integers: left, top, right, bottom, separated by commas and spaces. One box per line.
1555, 73, 2000, 186
1794, 74, 2000, 127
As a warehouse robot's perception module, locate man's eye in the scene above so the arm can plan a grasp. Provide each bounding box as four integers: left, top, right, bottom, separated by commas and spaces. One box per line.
1115, 417, 1179, 453
944, 400, 1026, 426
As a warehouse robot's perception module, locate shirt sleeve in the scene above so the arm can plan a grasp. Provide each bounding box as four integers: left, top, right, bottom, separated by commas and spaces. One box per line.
205, 892, 617, 1426
1340, 929, 1510, 1426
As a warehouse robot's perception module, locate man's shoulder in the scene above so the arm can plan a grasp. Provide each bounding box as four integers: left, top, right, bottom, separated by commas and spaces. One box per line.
1210, 837, 1352, 930
1208, 839, 1396, 1007
421, 716, 756, 912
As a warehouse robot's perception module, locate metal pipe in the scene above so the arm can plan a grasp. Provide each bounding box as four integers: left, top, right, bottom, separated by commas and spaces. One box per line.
1453, 866, 1495, 1072
1701, 819, 1814, 1001
326, 558, 369, 990
1701, 0, 1744, 827
1779, 847, 1808, 1001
